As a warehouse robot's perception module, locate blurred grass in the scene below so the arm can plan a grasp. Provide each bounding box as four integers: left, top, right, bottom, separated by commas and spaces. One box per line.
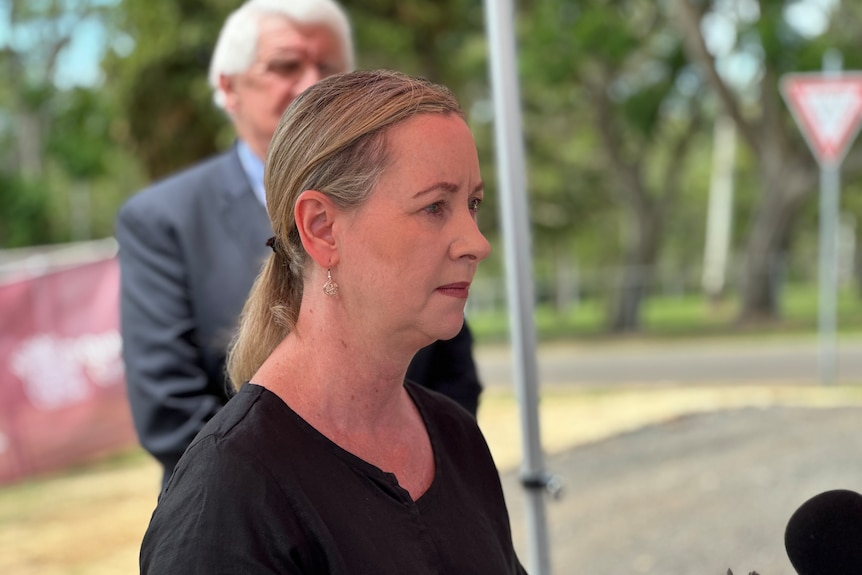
467, 284, 862, 343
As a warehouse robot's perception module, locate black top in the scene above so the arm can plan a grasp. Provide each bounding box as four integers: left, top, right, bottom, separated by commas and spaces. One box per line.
141, 382, 526, 574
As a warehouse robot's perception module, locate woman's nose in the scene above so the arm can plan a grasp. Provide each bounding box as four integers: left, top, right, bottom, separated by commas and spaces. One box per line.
452, 216, 491, 262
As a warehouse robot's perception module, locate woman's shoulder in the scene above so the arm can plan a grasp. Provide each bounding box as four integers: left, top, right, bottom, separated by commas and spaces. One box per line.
165, 384, 299, 489
144, 385, 308, 565
142, 420, 311, 572
167, 385, 278, 483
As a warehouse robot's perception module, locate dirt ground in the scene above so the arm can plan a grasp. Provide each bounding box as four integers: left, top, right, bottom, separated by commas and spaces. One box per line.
2, 383, 861, 574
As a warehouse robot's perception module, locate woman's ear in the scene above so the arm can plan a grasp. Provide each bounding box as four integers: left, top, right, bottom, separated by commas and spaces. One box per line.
295, 190, 339, 267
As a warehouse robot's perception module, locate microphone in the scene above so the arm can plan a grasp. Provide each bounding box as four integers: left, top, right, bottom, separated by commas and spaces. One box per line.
784, 489, 862, 575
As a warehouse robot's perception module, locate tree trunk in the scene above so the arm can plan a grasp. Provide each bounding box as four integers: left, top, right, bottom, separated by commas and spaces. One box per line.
608, 204, 662, 332
17, 111, 44, 178
739, 158, 813, 321
554, 248, 577, 312
739, 204, 785, 320
672, 0, 817, 320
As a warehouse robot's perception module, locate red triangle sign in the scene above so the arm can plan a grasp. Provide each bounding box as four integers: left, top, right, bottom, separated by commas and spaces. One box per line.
780, 72, 862, 167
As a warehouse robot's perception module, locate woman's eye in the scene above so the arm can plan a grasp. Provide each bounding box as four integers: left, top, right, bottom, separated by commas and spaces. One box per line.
425, 201, 445, 215
468, 198, 482, 212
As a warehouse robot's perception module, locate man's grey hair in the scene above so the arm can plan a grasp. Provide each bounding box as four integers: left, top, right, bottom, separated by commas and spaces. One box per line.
208, 0, 355, 108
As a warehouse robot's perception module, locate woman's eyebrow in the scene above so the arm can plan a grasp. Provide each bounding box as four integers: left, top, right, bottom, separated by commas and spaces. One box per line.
412, 181, 484, 198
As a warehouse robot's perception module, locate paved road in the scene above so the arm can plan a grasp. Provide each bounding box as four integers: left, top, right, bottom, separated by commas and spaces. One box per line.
475, 337, 862, 388
500, 405, 862, 575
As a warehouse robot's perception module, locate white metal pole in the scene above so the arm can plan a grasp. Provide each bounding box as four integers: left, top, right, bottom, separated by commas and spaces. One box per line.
702, 115, 737, 299
482, 0, 552, 573
819, 164, 840, 385
818, 49, 842, 385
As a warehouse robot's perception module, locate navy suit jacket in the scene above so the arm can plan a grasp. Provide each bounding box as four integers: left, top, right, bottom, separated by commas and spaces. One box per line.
116, 147, 481, 486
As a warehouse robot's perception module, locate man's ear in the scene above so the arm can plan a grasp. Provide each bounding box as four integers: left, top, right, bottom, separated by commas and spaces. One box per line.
218, 74, 237, 114
295, 190, 338, 267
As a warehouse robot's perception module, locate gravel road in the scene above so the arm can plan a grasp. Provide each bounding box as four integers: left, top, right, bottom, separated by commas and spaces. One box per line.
501, 405, 862, 575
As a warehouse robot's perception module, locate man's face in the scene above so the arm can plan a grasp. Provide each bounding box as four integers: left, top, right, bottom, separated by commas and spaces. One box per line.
220, 16, 349, 160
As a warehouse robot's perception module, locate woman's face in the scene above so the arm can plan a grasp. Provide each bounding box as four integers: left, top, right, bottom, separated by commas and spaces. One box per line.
335, 113, 491, 350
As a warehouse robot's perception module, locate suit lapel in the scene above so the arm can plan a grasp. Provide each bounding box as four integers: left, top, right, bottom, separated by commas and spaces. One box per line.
216, 147, 273, 262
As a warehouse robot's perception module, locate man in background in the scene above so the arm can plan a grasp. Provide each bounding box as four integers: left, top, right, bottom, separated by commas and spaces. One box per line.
116, 0, 483, 489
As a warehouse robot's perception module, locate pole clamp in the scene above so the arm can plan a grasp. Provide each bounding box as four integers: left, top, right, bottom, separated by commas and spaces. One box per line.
520, 472, 564, 500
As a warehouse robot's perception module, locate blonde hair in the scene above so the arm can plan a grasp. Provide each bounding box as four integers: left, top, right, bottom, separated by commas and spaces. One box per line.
227, 69, 465, 388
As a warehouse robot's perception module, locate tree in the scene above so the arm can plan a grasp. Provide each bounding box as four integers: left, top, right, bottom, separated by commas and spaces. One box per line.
340, 0, 497, 228
672, 0, 862, 320
0, 0, 114, 245
102, 0, 236, 180
46, 88, 112, 179
104, 1, 490, 182
0, 173, 54, 246
522, 0, 708, 331
341, 0, 486, 87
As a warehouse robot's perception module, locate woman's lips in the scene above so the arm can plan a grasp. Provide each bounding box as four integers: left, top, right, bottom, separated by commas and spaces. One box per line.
436, 282, 471, 299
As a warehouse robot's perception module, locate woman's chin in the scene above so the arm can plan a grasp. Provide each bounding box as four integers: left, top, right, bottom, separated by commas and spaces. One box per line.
433, 316, 466, 342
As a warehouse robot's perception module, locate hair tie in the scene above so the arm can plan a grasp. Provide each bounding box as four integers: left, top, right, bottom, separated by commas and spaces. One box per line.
266, 236, 278, 254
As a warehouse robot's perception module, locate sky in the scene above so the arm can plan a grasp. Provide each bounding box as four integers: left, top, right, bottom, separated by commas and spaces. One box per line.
703, 0, 838, 53
784, 0, 840, 35
55, 17, 107, 88
700, 0, 840, 90
0, 1, 112, 89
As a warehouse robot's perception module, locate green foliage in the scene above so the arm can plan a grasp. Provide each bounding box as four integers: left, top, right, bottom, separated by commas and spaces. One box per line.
621, 84, 667, 138
0, 0, 130, 246
0, 173, 54, 247
342, 0, 485, 85
102, 0, 235, 179
124, 48, 225, 179
45, 88, 112, 178
519, 0, 714, 332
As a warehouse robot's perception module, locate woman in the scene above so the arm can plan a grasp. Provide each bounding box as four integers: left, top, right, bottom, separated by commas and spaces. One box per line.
141, 69, 526, 574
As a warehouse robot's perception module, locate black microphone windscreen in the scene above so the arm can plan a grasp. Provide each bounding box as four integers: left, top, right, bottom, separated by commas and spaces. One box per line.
784, 489, 862, 575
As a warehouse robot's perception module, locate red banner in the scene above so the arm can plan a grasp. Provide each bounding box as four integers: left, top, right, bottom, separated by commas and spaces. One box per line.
0, 257, 137, 485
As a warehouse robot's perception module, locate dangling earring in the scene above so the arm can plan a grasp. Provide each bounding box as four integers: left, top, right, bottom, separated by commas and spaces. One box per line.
323, 269, 339, 296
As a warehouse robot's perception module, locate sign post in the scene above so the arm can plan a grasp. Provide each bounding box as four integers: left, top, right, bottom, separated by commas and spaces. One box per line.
780, 55, 862, 385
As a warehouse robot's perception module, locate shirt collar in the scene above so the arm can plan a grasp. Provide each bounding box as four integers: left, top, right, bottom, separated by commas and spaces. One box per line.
236, 139, 266, 207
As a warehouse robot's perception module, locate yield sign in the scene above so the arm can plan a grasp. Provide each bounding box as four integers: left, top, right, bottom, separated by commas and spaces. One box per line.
780, 72, 862, 167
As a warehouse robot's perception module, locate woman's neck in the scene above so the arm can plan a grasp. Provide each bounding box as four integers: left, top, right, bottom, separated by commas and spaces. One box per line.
251, 328, 435, 500
252, 321, 411, 428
